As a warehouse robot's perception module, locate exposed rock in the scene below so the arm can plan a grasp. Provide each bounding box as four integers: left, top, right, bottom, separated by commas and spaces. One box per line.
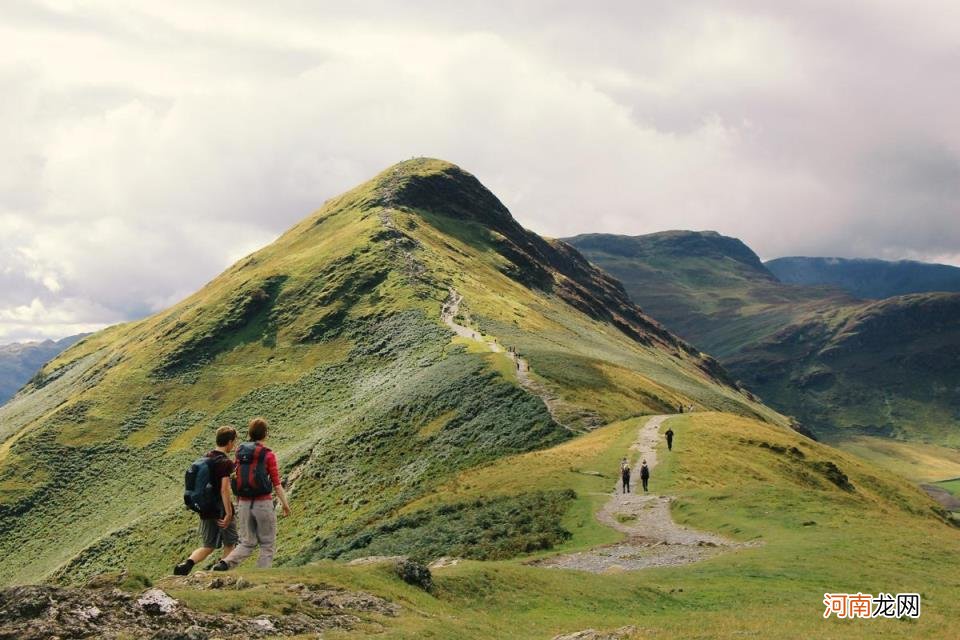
137, 588, 179, 615
427, 556, 462, 569
286, 583, 400, 617
552, 625, 637, 640
346, 554, 408, 566
0, 582, 391, 639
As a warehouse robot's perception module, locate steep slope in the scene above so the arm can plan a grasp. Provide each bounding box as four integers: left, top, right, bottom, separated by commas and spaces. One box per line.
567, 232, 960, 449
768, 256, 960, 299
0, 335, 86, 405
0, 160, 779, 586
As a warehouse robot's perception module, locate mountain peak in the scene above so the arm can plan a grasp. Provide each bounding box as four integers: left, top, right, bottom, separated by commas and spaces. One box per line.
371, 157, 516, 230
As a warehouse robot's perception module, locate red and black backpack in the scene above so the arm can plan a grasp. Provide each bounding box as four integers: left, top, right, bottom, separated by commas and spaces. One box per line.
233, 442, 272, 498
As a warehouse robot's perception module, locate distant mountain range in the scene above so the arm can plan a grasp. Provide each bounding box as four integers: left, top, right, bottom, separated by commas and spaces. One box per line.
766, 256, 960, 299
0, 335, 87, 406
567, 231, 960, 448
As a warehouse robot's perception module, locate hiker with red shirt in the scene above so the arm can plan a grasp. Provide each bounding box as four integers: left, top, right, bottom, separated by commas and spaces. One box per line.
213, 417, 291, 571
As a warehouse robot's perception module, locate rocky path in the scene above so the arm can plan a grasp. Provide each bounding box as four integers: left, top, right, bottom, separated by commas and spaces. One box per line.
536, 415, 754, 572
441, 289, 579, 432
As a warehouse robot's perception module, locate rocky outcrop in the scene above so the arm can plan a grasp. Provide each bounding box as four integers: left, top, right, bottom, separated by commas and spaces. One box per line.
0, 581, 399, 640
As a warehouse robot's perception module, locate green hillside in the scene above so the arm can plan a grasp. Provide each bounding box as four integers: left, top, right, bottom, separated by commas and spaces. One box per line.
566, 232, 960, 452
148, 413, 960, 638
0, 160, 778, 587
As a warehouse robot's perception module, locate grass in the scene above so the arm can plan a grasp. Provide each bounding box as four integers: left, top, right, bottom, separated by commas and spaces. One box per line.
933, 478, 960, 497
829, 435, 960, 483
157, 411, 960, 639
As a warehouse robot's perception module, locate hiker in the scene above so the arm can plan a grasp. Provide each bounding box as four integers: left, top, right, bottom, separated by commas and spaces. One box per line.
213, 417, 291, 571
665, 427, 674, 451
175, 426, 239, 575
621, 462, 631, 494
640, 459, 650, 492
678, 404, 683, 414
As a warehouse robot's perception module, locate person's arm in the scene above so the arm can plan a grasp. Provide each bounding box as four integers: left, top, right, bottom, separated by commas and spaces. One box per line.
266, 451, 291, 516
217, 476, 234, 528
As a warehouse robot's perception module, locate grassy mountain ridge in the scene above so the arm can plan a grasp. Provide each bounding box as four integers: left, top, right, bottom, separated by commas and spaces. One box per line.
0, 159, 778, 586
767, 256, 960, 299
566, 232, 960, 451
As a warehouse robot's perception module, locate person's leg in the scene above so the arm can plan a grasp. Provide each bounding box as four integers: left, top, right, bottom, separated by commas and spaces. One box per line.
219, 515, 240, 560
176, 518, 220, 574
253, 500, 278, 568
222, 501, 258, 568
189, 547, 214, 563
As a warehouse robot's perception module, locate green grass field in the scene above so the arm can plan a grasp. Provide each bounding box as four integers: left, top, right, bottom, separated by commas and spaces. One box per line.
156, 412, 960, 639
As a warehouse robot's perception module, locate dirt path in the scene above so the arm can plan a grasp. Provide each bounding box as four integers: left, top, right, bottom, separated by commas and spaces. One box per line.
536, 415, 755, 572
441, 289, 579, 432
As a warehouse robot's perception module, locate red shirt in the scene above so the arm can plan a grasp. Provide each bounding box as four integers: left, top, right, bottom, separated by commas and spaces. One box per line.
237, 447, 282, 502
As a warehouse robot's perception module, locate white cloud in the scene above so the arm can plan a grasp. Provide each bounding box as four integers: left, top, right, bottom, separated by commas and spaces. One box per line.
0, 1, 958, 343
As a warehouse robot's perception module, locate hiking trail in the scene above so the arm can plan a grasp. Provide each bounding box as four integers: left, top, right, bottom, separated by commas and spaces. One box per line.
535, 415, 757, 572
441, 289, 580, 433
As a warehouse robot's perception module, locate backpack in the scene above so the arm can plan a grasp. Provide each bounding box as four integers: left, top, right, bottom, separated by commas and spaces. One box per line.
233, 442, 272, 498
183, 453, 221, 514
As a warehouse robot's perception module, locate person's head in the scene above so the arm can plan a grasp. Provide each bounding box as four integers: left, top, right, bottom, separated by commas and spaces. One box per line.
248, 417, 269, 442
216, 425, 238, 452
642, 459, 647, 464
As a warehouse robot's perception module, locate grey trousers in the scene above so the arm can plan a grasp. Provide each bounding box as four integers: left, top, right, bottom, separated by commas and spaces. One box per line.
223, 499, 277, 568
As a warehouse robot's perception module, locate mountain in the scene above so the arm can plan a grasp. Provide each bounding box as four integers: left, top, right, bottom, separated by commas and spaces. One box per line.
3, 163, 957, 639
767, 256, 960, 299
566, 232, 960, 452
0, 160, 780, 587
565, 232, 854, 359
0, 335, 87, 406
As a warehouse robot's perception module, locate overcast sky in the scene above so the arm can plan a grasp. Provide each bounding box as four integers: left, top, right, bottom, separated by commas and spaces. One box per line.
2, 1, 959, 343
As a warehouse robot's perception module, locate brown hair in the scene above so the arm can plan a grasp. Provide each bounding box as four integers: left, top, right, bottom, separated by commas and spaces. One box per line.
215, 425, 237, 447
248, 417, 268, 441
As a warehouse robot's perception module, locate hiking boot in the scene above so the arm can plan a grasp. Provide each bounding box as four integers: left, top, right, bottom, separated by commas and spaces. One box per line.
173, 559, 194, 576
212, 560, 230, 572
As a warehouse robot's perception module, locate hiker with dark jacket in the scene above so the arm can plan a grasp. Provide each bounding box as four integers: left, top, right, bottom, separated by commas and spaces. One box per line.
174, 426, 239, 575
640, 459, 650, 492
214, 418, 291, 571
621, 462, 631, 494
665, 427, 674, 451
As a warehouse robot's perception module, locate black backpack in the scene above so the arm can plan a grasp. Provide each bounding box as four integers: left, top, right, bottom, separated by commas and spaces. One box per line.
233, 442, 272, 498
183, 453, 221, 514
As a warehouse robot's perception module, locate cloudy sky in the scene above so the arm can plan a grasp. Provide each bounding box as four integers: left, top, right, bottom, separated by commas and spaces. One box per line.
2, 1, 959, 342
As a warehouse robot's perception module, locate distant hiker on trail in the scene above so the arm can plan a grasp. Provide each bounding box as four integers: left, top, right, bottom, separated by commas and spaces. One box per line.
213, 418, 291, 571
665, 427, 674, 451
621, 463, 631, 494
640, 459, 650, 492
678, 404, 683, 414
175, 425, 239, 576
